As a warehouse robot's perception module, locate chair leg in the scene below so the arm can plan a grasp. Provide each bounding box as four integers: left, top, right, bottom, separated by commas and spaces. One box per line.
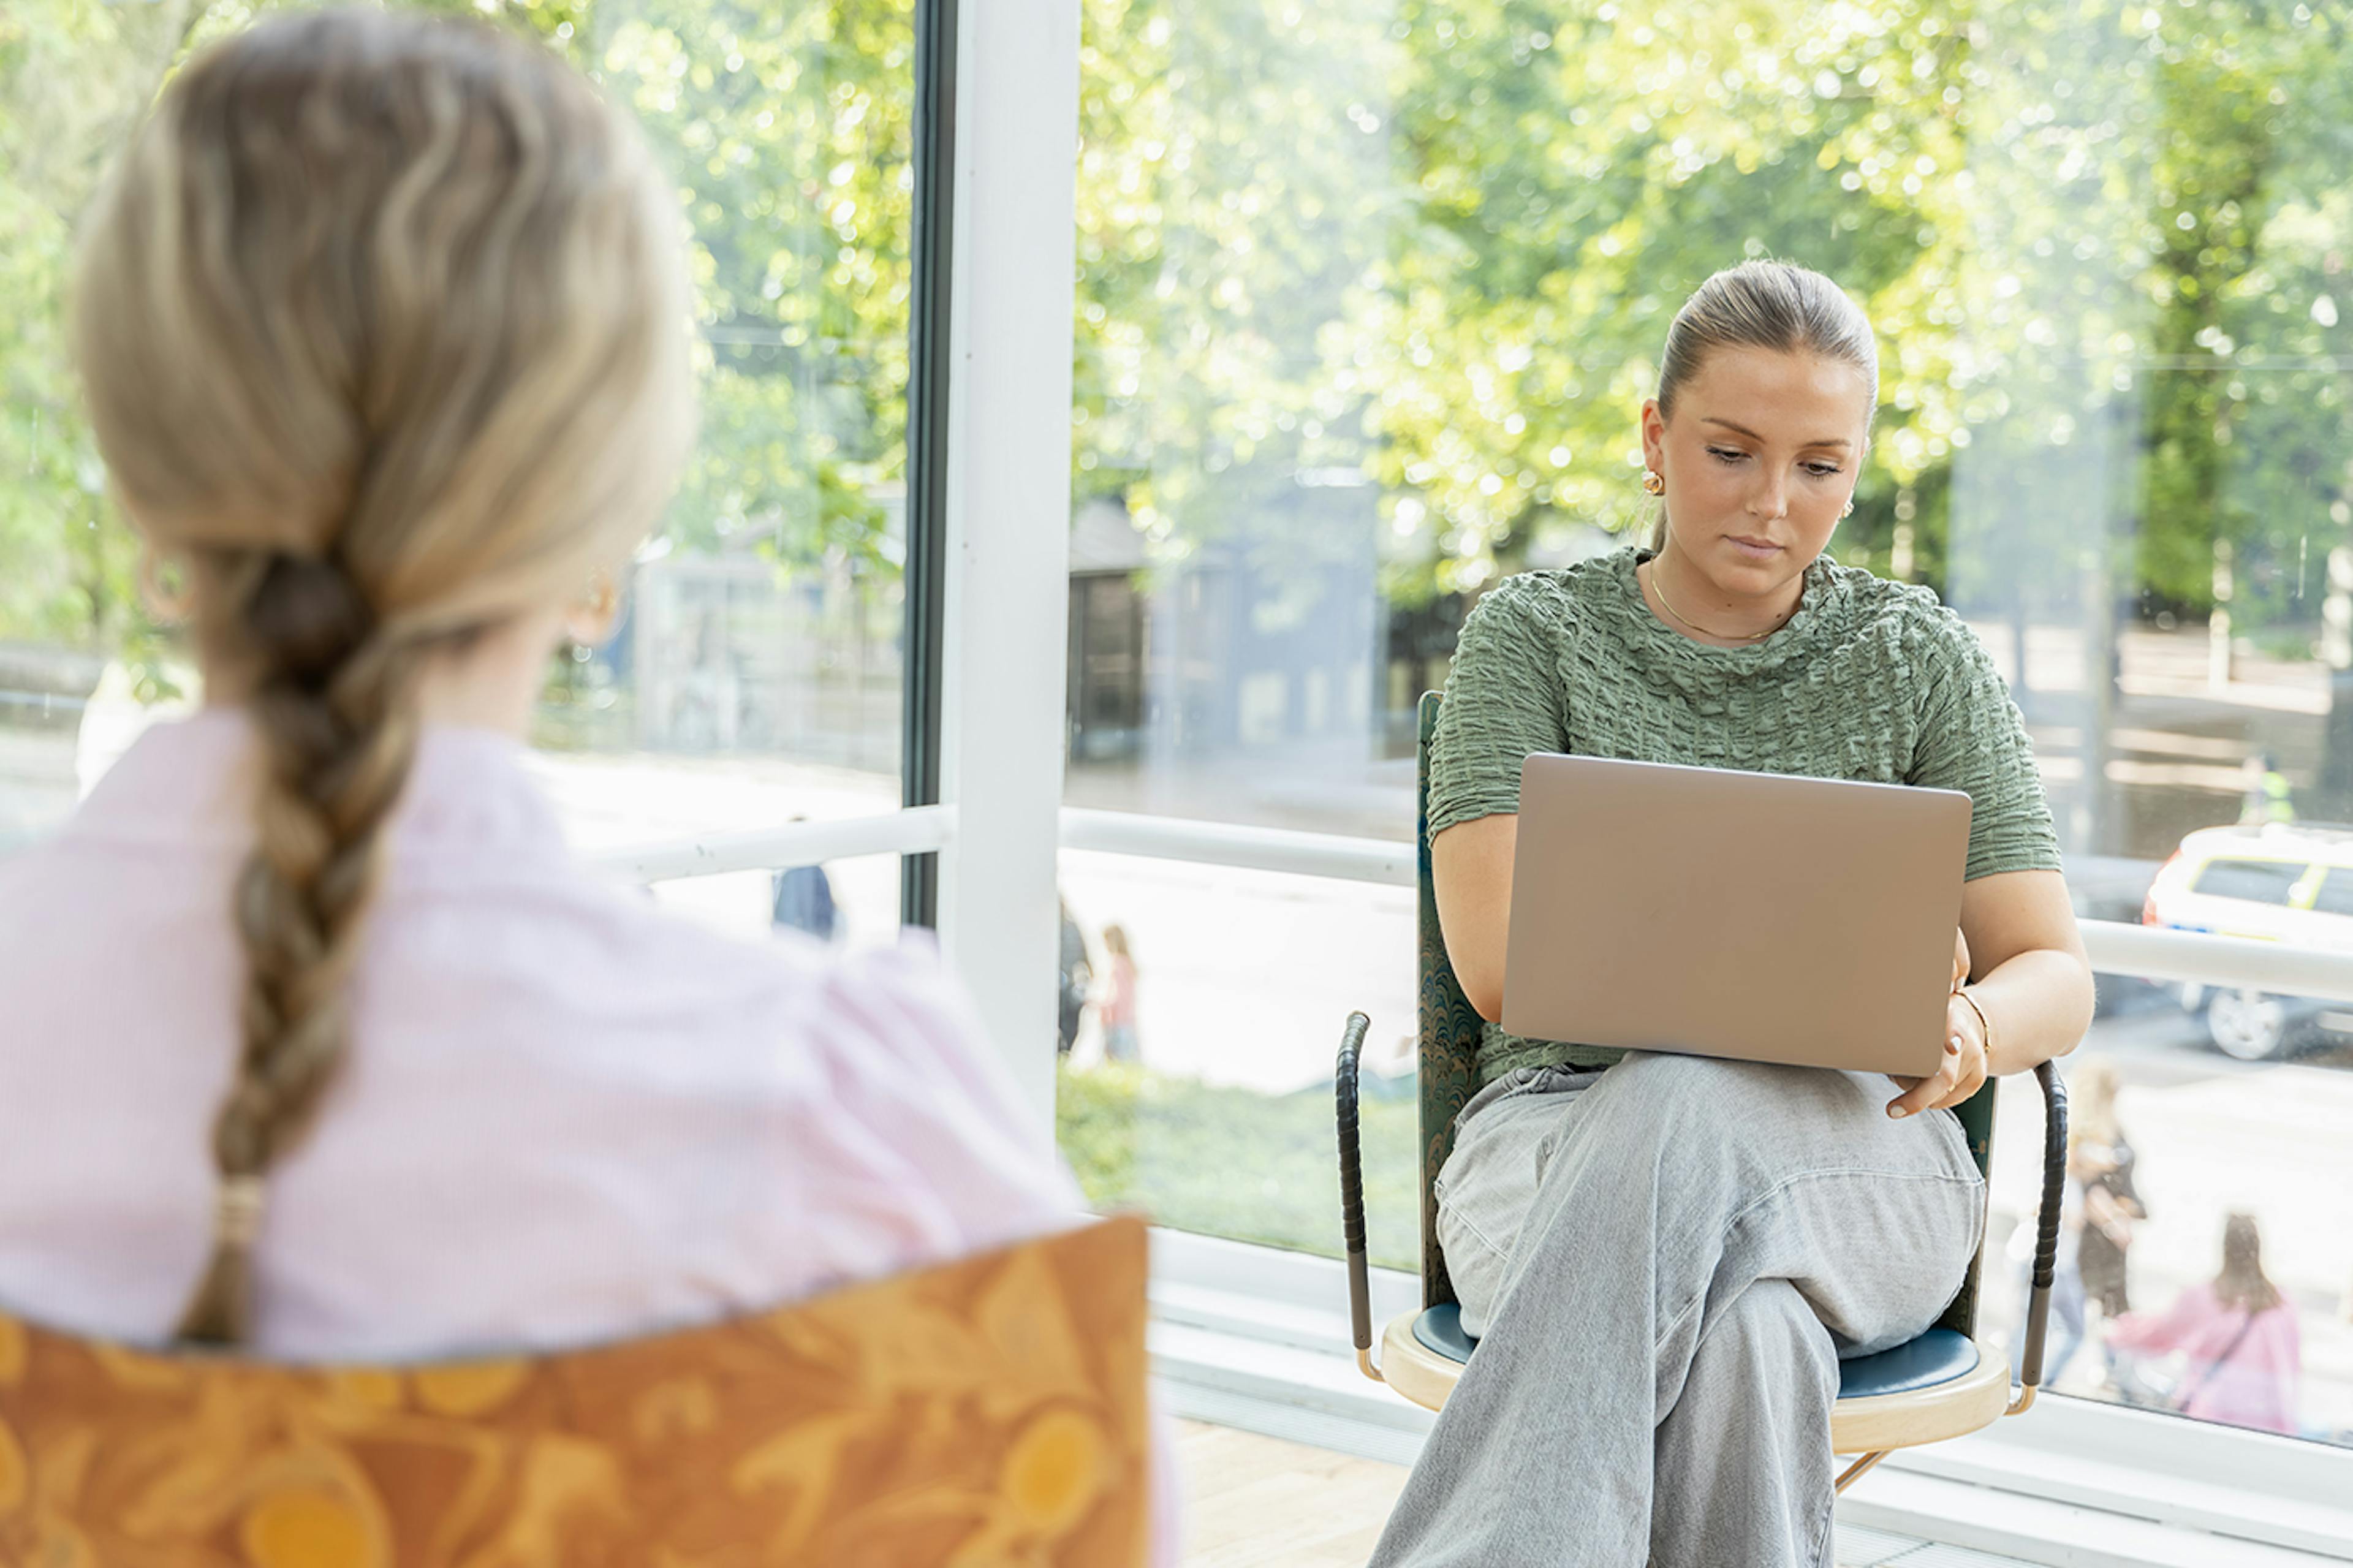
1833, 1451, 1889, 1493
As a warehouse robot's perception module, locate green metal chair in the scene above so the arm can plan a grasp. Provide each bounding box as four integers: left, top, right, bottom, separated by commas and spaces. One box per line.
1335, 691, 2071, 1491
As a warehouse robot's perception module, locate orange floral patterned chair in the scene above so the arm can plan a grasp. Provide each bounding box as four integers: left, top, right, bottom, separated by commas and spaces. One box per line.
0, 1215, 1150, 1567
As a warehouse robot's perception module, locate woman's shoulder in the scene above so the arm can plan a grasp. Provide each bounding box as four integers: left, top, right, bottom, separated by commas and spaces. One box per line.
1819, 560, 1993, 672
1818, 556, 1948, 629
1469, 549, 1635, 635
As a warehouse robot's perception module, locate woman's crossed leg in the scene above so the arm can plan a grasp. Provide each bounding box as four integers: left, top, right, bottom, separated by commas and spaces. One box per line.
1373, 1050, 1985, 1568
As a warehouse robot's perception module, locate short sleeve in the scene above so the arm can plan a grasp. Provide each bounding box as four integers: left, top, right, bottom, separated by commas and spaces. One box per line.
1426, 576, 1571, 838
1906, 608, 2064, 881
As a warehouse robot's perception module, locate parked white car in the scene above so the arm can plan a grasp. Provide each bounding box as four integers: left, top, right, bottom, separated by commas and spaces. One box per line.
2141, 822, 2353, 1061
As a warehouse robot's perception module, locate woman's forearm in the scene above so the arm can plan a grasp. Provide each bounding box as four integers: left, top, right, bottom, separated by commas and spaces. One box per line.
1969, 947, 2095, 1076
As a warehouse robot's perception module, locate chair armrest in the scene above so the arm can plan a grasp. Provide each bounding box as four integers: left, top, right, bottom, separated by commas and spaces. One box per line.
2011, 1059, 2071, 1412
1335, 1012, 1378, 1380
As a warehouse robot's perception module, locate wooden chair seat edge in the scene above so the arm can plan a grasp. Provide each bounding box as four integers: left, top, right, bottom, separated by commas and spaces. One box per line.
1378, 1310, 2011, 1458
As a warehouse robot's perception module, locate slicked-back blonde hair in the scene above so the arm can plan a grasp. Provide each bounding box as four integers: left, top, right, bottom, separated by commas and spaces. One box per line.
73, 6, 695, 1344
1648, 260, 1877, 549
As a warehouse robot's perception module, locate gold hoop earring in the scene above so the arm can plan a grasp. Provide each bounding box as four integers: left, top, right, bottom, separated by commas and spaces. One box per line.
566, 572, 621, 652
580, 572, 619, 623
1641, 471, 1666, 496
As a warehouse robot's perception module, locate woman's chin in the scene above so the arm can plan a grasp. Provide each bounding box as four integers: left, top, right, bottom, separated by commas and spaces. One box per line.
1694, 536, 1802, 591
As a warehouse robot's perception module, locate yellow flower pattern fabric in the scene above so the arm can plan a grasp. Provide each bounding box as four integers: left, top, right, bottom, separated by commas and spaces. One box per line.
0, 1216, 1149, 1567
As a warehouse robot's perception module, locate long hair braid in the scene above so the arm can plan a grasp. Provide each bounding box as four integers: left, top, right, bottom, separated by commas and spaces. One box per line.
178, 551, 431, 1343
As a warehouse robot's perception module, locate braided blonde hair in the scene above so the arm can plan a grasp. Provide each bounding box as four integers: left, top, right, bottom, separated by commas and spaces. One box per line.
72, 7, 694, 1344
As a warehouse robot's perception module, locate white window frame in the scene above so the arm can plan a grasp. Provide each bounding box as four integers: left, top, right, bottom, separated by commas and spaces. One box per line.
925, 0, 1083, 1142
596, 0, 1085, 1151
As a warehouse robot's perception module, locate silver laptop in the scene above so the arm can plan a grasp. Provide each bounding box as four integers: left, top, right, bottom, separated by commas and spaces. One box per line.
1500, 754, 1972, 1078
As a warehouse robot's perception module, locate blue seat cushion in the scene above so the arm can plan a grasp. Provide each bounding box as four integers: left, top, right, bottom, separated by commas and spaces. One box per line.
1412, 1306, 1980, 1401
1835, 1327, 1981, 1399
1413, 1302, 1479, 1363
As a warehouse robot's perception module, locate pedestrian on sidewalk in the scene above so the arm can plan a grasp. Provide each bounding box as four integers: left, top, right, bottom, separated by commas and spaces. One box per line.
1100, 924, 1140, 1065
2238, 751, 2295, 828
2110, 1212, 2300, 1436
2070, 1059, 2143, 1327
770, 819, 839, 942
1058, 900, 1093, 1056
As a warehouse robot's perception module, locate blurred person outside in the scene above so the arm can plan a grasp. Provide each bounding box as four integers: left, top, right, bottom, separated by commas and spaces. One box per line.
2111, 1213, 2302, 1437
2239, 750, 2295, 828
1058, 899, 1093, 1056
2004, 1057, 2143, 1392
769, 819, 839, 942
2071, 1058, 2145, 1383
1100, 923, 1140, 1064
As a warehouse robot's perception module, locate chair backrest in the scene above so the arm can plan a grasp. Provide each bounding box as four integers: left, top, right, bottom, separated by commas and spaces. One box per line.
0, 1215, 1151, 1566
1416, 690, 1486, 1309
1413, 690, 1991, 1336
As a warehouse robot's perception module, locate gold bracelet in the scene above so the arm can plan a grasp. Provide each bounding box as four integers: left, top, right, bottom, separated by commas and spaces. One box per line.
1954, 987, 1995, 1064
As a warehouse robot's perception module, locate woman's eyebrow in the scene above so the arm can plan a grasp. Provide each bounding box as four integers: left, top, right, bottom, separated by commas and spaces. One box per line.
1700, 416, 1852, 452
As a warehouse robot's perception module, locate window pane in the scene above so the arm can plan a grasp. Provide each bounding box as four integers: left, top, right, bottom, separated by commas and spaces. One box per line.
1, 1, 912, 891
1059, 0, 2353, 1447
2190, 860, 2309, 907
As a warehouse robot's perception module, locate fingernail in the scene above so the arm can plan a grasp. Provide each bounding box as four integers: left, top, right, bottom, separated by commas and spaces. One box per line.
1947, 1037, 1962, 1054
1889, 1105, 1909, 1118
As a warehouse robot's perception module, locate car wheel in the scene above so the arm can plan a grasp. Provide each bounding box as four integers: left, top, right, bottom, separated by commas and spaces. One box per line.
2205, 988, 2292, 1062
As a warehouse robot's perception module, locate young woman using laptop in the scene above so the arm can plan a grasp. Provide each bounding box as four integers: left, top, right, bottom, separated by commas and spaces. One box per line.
1368, 261, 2096, 1568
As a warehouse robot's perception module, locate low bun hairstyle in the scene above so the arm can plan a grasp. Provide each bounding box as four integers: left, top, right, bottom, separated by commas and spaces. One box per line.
72, 6, 695, 1344
1648, 261, 1878, 548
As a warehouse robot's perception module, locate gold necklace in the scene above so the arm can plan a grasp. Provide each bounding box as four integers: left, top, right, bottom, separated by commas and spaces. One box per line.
1643, 560, 1795, 645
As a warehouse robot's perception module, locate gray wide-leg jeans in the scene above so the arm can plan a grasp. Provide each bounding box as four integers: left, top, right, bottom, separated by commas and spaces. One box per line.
1368, 1051, 1986, 1568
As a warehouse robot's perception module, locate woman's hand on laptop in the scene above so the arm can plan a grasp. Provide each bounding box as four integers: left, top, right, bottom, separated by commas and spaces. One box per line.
1950, 927, 1971, 993
1887, 974, 1990, 1118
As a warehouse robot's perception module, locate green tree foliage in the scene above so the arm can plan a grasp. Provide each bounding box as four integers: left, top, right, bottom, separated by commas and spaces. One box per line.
0, 0, 910, 674
1069, 0, 2353, 625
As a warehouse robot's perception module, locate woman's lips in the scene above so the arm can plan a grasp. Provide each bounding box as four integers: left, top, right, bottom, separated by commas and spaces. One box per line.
1726, 535, 1783, 559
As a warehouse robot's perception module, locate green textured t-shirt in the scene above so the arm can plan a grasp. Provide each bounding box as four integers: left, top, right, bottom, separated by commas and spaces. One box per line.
1428, 545, 2064, 1085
